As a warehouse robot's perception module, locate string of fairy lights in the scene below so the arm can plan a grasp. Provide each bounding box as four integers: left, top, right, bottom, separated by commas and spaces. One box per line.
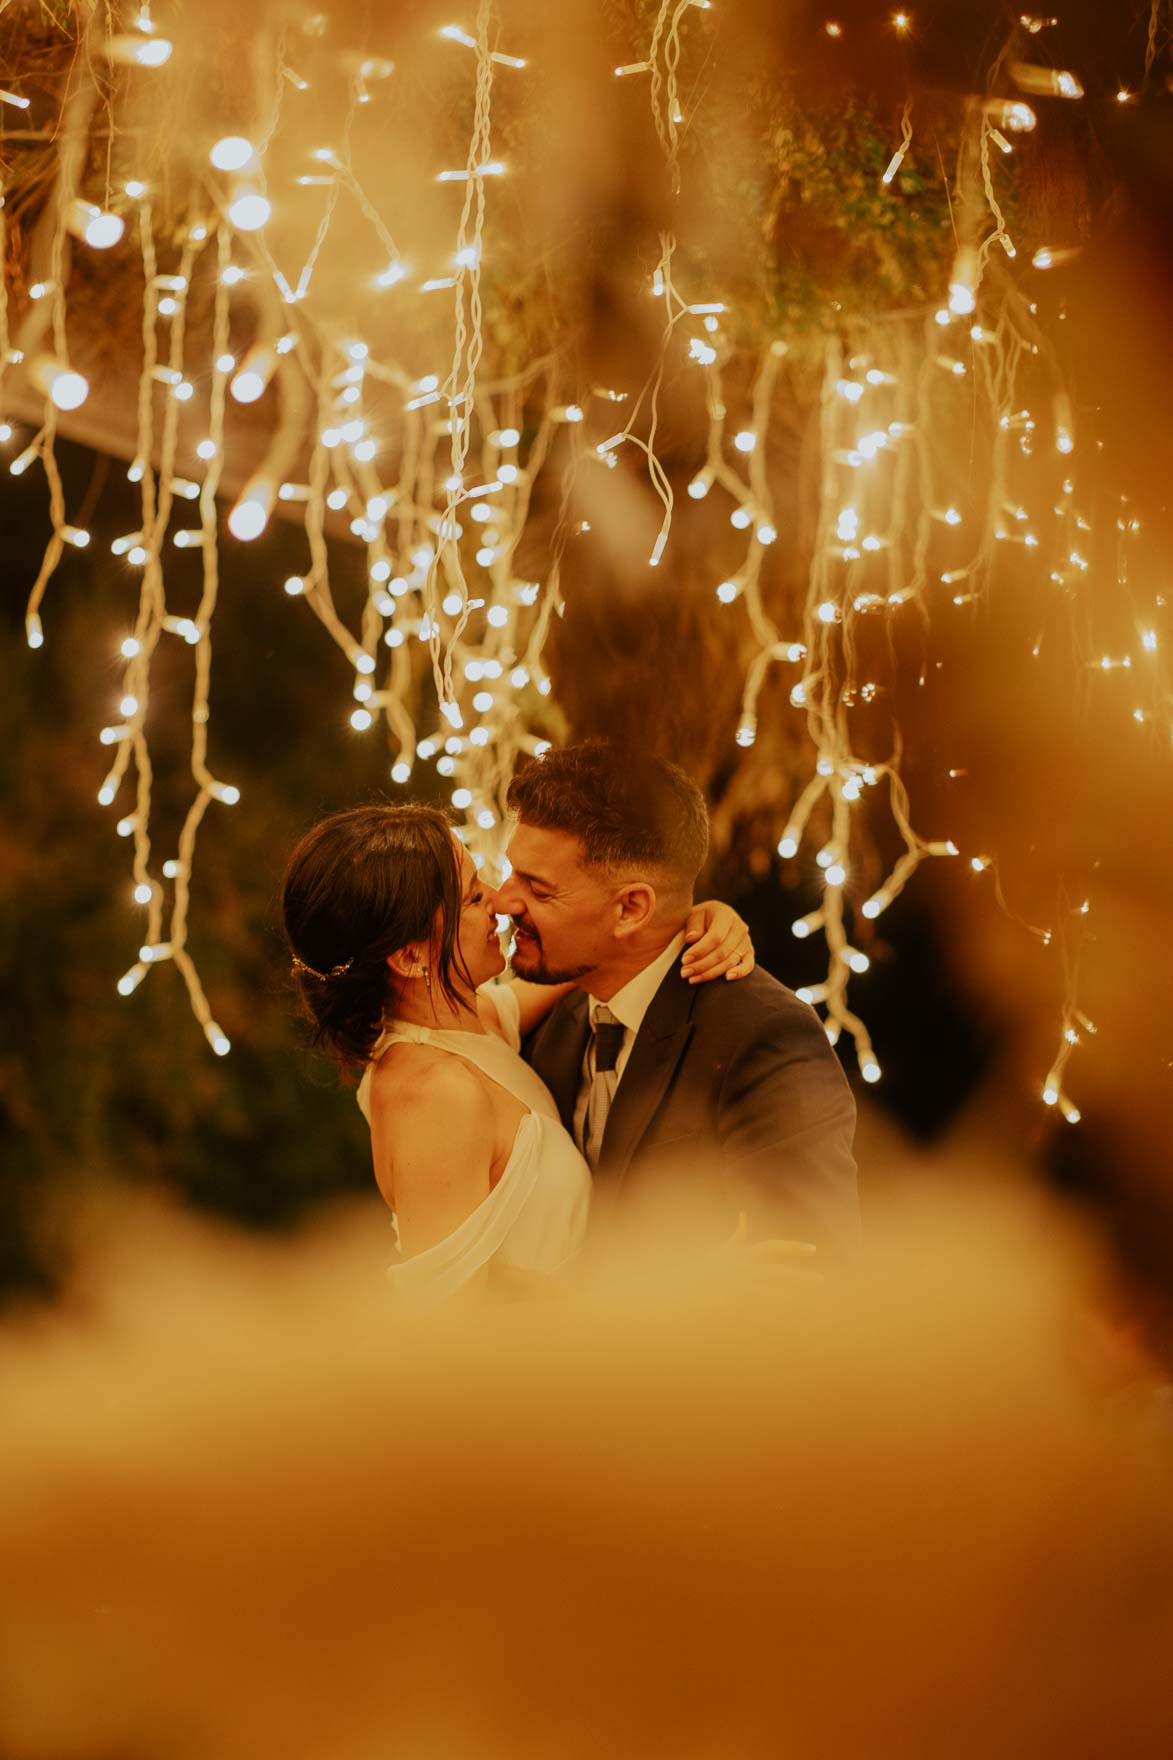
4, 2, 1170, 1126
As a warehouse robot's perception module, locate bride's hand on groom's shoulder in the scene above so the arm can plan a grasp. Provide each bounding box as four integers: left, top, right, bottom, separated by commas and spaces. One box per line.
681, 900, 755, 984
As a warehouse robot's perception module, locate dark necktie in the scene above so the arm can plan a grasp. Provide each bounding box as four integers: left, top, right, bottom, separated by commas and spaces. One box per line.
582, 1005, 625, 1170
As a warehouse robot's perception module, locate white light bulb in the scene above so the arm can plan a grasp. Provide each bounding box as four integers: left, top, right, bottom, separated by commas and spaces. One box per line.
733, 430, 756, 453
82, 209, 125, 250
227, 189, 271, 232
33, 357, 90, 412
210, 136, 256, 172
227, 483, 272, 542
135, 37, 172, 66
230, 369, 267, 404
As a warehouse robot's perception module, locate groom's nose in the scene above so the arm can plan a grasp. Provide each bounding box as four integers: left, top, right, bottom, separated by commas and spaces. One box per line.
492, 872, 523, 916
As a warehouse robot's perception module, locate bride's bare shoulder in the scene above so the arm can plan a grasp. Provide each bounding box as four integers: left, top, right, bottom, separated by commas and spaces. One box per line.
368, 1040, 489, 1115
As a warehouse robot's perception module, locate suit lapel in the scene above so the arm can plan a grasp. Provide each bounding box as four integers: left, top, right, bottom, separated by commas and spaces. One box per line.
532, 990, 591, 1134
597, 966, 695, 1184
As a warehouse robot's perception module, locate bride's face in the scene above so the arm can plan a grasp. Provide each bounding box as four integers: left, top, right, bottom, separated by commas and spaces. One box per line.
450, 842, 506, 991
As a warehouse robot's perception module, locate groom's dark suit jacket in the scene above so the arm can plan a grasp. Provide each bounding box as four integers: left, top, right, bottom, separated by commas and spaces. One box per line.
524, 963, 860, 1258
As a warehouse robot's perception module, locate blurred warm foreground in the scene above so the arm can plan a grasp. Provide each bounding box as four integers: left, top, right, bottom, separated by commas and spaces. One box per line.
2, 1175, 1173, 1760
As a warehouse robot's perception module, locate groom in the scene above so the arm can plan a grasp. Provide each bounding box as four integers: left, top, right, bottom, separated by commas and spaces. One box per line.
496, 741, 860, 1257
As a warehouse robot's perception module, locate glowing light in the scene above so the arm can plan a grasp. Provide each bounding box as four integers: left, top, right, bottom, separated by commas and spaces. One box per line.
733, 430, 756, 453
230, 346, 276, 404
227, 189, 271, 232
1001, 101, 1036, 133
31, 357, 89, 411
210, 136, 256, 172
105, 33, 173, 66
825, 863, 847, 887
227, 480, 274, 542
860, 1059, 882, 1084
67, 201, 126, 250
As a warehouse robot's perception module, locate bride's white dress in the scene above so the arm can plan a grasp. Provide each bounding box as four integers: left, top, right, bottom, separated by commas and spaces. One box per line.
356, 985, 591, 1301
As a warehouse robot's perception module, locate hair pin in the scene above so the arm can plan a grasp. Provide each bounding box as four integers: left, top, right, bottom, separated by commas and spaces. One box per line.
292, 952, 354, 981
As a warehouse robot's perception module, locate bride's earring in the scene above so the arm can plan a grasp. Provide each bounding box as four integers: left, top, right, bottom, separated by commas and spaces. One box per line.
418, 964, 432, 993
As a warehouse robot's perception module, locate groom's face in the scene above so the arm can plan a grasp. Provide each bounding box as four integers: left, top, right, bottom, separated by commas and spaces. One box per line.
495, 822, 616, 984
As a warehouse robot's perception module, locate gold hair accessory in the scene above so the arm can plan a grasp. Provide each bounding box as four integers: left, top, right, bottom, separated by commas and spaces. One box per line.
292, 953, 354, 981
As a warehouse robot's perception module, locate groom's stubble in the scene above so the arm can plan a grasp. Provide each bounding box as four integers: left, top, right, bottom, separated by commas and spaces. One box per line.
508, 918, 594, 986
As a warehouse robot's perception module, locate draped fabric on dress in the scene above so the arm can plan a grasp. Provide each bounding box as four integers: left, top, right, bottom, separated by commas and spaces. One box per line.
357, 986, 591, 1303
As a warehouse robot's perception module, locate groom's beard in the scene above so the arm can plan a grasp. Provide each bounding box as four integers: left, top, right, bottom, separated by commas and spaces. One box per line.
510, 921, 592, 986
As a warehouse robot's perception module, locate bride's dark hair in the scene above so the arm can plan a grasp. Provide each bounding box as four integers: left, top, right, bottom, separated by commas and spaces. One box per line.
281, 803, 474, 1069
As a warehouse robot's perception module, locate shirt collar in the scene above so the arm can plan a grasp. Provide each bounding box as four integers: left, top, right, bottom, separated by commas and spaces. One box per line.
591, 931, 687, 1037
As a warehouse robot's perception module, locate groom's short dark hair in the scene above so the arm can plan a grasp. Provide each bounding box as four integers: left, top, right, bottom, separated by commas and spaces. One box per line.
507, 740, 709, 889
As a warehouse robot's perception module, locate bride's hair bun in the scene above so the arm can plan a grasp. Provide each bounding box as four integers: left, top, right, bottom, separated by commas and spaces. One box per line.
281, 803, 471, 1068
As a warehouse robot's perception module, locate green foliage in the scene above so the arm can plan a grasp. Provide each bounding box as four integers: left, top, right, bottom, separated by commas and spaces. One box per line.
0, 448, 404, 1297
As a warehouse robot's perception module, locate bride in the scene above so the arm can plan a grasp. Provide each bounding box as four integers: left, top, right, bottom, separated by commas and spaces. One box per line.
281, 803, 753, 1300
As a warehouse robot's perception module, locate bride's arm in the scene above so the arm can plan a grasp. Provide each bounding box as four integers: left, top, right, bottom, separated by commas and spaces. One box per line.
478, 899, 757, 1040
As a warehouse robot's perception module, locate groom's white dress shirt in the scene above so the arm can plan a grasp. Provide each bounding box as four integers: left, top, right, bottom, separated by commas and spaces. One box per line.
572, 930, 687, 1155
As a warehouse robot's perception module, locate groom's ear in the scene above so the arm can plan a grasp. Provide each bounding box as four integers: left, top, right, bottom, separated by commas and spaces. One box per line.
612, 882, 657, 938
